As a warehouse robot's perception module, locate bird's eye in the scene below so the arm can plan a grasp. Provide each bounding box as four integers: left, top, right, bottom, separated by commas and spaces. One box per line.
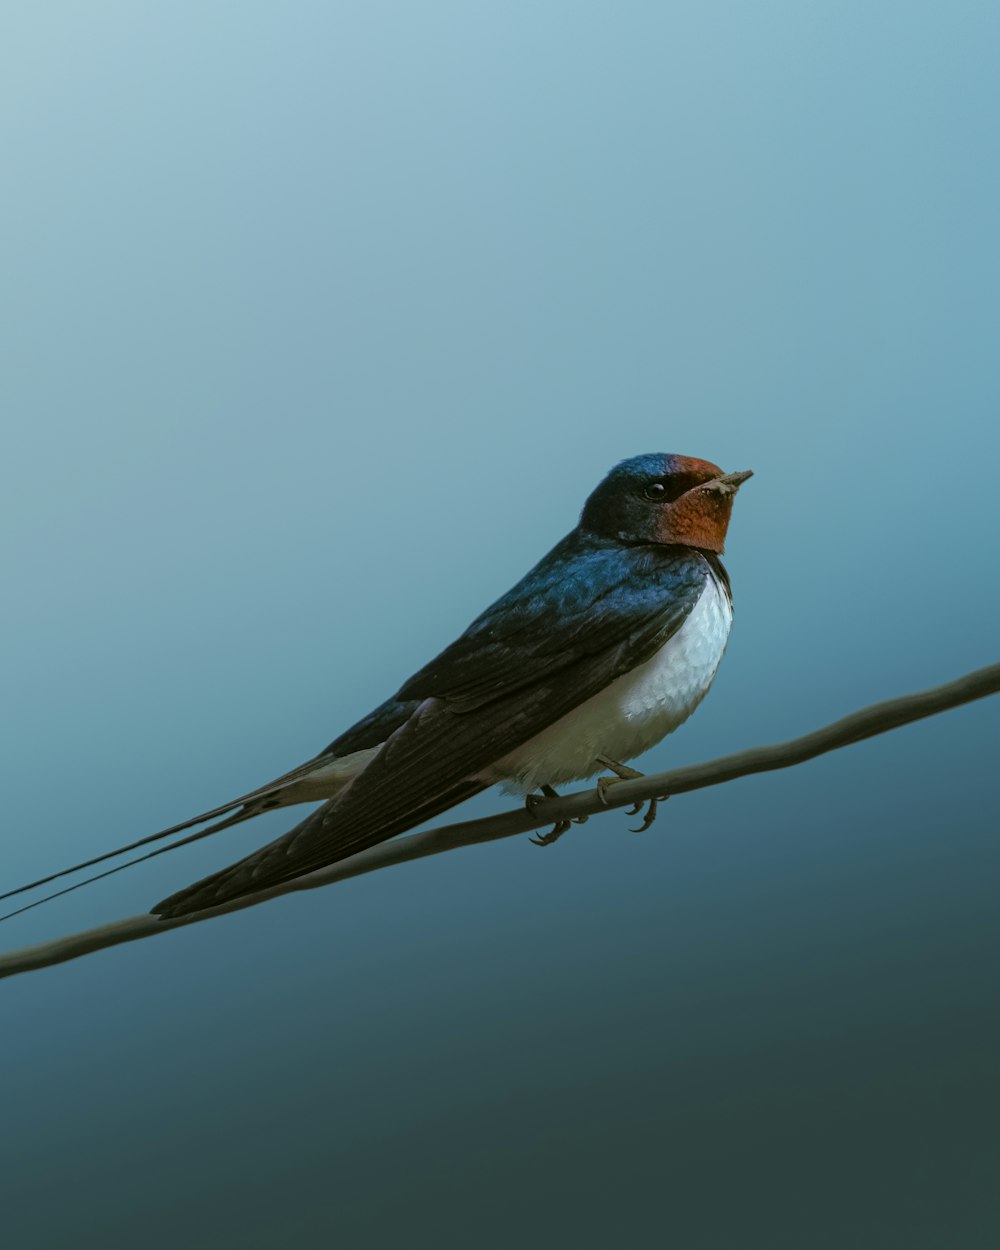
643, 481, 667, 500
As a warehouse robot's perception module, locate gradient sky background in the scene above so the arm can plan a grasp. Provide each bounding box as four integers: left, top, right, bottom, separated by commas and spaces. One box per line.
2, 3, 999, 1247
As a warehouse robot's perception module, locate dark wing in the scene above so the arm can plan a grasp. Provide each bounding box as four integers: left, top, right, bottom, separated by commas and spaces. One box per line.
153, 535, 712, 917
320, 694, 421, 757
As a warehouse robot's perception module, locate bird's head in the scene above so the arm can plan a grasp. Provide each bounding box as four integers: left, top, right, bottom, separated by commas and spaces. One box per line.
580, 453, 753, 553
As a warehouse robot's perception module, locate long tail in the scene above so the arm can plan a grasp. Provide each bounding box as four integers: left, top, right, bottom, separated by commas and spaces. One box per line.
0, 808, 260, 923
0, 799, 264, 911
0, 751, 349, 917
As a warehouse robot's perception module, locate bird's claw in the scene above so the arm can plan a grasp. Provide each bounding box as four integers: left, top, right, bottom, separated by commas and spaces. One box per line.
530, 820, 572, 847
596, 775, 620, 806
595, 756, 645, 807
629, 795, 669, 833
593, 757, 667, 833
526, 786, 572, 847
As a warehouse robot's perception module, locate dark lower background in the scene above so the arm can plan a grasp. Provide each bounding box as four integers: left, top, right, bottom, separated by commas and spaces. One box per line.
3, 4, 999, 1247
4, 712, 999, 1249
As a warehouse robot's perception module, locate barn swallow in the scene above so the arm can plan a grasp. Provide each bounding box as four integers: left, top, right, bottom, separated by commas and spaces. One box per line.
143, 453, 752, 918
0, 454, 751, 922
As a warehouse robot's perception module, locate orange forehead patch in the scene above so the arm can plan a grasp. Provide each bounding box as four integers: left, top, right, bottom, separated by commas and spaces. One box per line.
665, 455, 725, 481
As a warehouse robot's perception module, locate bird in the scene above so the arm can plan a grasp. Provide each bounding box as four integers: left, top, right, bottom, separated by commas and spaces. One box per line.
1, 453, 751, 922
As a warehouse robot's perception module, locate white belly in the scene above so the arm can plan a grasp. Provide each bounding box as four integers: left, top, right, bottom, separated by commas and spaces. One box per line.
492, 571, 733, 794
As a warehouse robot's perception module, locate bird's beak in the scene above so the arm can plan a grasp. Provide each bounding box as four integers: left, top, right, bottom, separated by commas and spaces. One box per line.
702, 469, 753, 496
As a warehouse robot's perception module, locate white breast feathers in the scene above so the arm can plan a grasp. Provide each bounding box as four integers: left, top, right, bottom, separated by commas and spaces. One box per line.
493, 569, 733, 794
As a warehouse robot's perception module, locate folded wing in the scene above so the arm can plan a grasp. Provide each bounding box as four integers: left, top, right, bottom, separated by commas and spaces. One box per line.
153, 536, 711, 917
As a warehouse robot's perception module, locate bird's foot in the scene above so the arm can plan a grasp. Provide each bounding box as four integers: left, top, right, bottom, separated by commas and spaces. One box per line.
595, 755, 645, 808
525, 785, 560, 809
529, 820, 573, 847
628, 794, 669, 833
526, 785, 575, 847
594, 756, 666, 831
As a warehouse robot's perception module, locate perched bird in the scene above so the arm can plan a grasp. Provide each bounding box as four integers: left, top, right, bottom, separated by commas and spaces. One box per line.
150, 453, 751, 917
0, 453, 751, 922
